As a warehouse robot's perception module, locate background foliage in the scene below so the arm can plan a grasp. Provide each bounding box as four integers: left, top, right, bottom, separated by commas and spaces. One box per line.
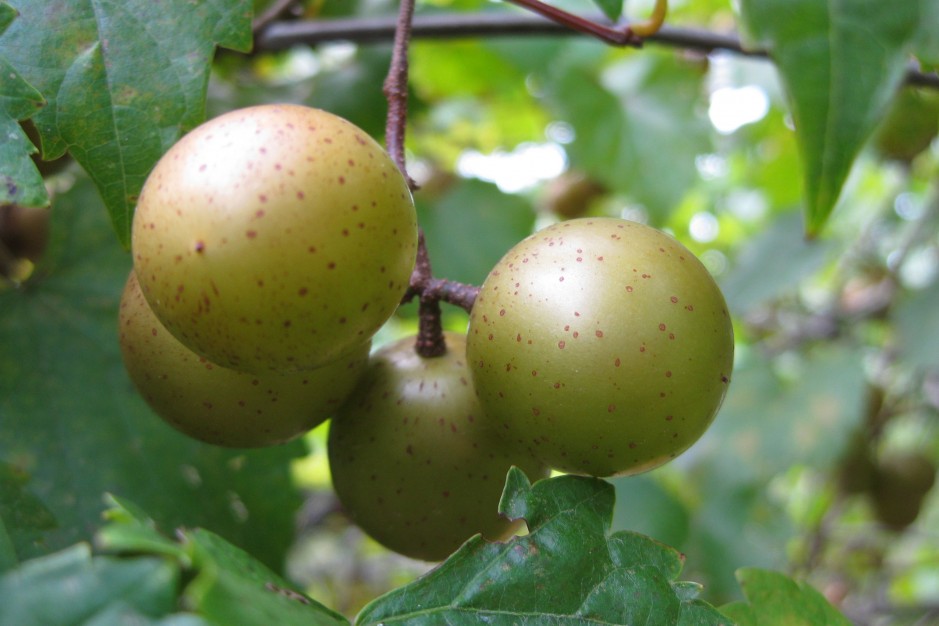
2, 0, 939, 624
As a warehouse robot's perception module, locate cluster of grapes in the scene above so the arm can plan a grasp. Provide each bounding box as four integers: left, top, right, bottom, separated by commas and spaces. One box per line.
122, 104, 734, 561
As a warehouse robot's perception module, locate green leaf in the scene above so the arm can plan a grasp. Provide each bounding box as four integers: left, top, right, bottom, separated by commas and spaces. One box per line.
357, 468, 728, 625
0, 173, 303, 571
737, 0, 927, 235
0, 0, 253, 245
0, 2, 47, 208
0, 543, 181, 626
720, 568, 851, 625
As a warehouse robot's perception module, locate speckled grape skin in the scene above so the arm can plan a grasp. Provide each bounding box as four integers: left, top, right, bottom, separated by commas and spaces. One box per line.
132, 104, 417, 374
327, 332, 550, 561
119, 271, 369, 448
466, 218, 734, 477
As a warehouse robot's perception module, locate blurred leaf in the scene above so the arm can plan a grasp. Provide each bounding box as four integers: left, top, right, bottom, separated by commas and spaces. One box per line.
695, 346, 866, 482
0, 0, 253, 245
913, 0, 939, 66
895, 279, 939, 369
720, 211, 836, 313
0, 543, 182, 626
357, 468, 727, 625
0, 3, 47, 208
738, 0, 926, 235
410, 39, 548, 161
416, 179, 535, 285
611, 474, 691, 550
549, 51, 710, 223
0, 174, 303, 570
309, 47, 401, 140
720, 568, 851, 625
0, 462, 56, 572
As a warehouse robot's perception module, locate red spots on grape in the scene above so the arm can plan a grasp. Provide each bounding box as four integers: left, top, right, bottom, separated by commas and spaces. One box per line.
595, 330, 603, 338
665, 371, 672, 378
327, 262, 336, 269
659, 323, 667, 331
298, 288, 308, 296
614, 358, 621, 367
194, 240, 205, 253
246, 230, 257, 239
626, 285, 634, 292
670, 296, 679, 303
607, 404, 615, 413
255, 209, 265, 218
558, 341, 566, 349
499, 309, 506, 317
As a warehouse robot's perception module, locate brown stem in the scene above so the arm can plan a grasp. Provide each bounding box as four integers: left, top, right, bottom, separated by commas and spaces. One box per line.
408, 231, 446, 357
504, 0, 642, 46
383, 0, 417, 189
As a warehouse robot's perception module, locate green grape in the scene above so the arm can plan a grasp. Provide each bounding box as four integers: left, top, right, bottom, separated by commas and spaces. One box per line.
328, 332, 550, 561
119, 271, 368, 448
132, 104, 417, 374
467, 218, 734, 477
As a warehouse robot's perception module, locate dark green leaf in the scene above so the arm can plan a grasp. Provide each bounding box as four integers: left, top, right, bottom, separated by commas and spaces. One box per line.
0, 0, 253, 245
0, 2, 47, 208
357, 468, 728, 625
720, 568, 851, 625
0, 173, 303, 571
0, 543, 180, 626
738, 0, 927, 235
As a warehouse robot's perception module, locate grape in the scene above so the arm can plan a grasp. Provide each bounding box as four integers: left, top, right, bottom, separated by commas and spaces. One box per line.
467, 218, 734, 477
132, 104, 417, 374
119, 271, 368, 448
328, 332, 549, 561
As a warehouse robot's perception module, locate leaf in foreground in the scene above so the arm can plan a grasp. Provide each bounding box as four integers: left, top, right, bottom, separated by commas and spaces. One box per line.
738, 0, 927, 235
0, 0, 253, 244
357, 468, 729, 625
0, 2, 47, 208
720, 568, 851, 625
97, 496, 349, 626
